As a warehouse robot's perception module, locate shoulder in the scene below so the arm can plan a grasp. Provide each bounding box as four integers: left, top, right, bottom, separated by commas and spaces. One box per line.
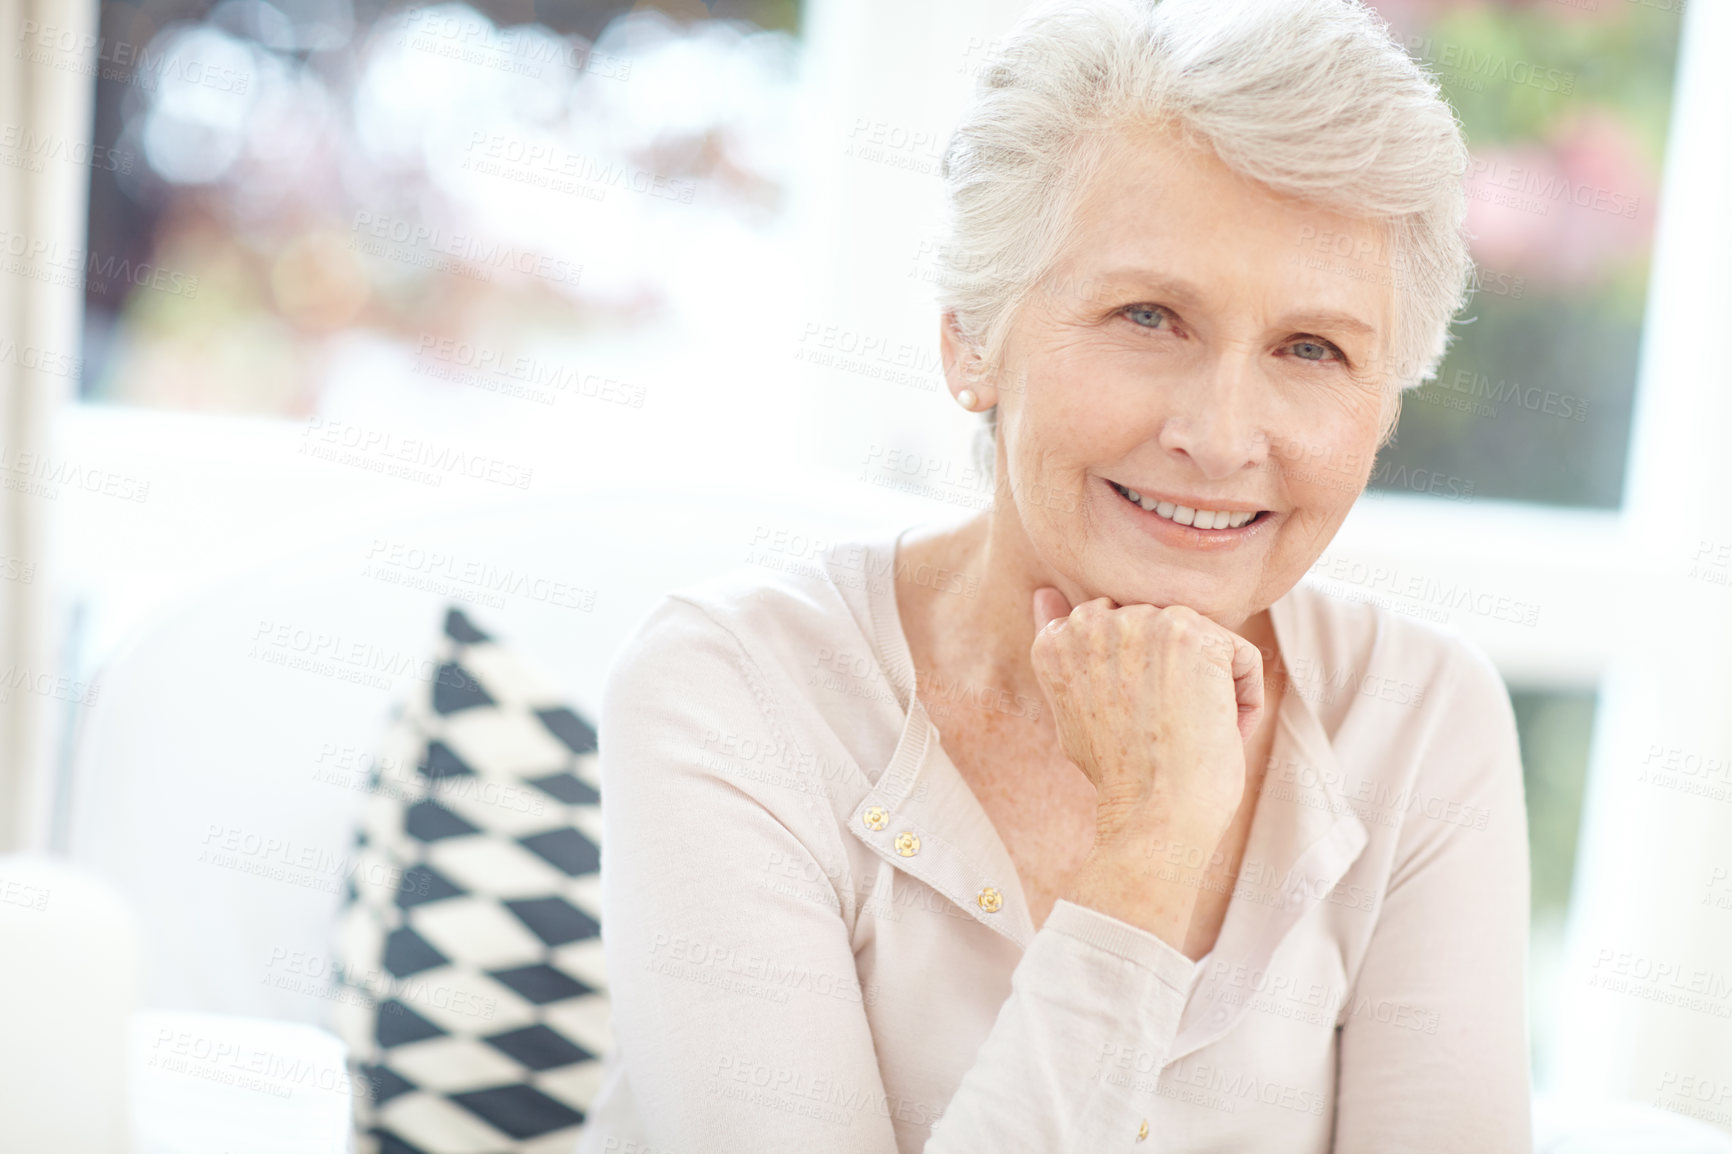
1282, 582, 1524, 851
603, 534, 890, 710
595, 538, 898, 865
1281, 579, 1514, 739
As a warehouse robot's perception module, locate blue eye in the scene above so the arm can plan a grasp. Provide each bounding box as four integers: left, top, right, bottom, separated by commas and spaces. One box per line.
1124, 305, 1168, 329
1290, 339, 1338, 362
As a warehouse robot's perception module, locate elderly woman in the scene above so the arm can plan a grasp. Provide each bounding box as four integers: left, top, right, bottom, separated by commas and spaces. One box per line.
576, 0, 1531, 1150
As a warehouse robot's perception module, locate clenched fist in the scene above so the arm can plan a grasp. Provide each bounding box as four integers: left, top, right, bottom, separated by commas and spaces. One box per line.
1029, 587, 1265, 847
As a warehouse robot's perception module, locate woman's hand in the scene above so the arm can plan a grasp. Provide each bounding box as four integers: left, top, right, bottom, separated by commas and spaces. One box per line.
1030, 587, 1265, 847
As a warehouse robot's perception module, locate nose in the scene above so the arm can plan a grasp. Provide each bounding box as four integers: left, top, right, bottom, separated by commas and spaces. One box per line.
1156, 350, 1269, 480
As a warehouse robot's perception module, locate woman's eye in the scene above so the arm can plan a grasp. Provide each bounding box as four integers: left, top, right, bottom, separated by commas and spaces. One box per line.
1123, 305, 1169, 329
1289, 339, 1340, 363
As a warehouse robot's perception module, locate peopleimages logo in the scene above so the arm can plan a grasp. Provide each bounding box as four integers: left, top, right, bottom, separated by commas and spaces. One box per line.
0, 445, 150, 502
1435, 369, 1588, 422
348, 211, 583, 287
1402, 35, 1576, 96
1465, 156, 1641, 220
298, 418, 534, 490
0, 229, 201, 298
0, 125, 133, 172
15, 21, 252, 94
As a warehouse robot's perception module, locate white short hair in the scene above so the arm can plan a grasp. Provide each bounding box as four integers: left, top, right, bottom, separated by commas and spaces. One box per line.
938, 0, 1474, 451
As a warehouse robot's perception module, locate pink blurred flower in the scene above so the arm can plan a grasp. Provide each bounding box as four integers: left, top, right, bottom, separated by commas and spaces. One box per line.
1462, 110, 1657, 287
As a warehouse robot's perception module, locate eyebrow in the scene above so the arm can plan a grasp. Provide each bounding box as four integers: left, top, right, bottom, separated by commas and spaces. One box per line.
1081, 267, 1379, 337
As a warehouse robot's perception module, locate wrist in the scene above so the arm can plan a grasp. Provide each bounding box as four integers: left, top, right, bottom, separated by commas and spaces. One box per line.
1064, 843, 1202, 948
1092, 799, 1229, 857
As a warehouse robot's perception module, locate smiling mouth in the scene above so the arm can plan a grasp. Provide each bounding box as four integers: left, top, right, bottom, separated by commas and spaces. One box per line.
1108, 480, 1267, 530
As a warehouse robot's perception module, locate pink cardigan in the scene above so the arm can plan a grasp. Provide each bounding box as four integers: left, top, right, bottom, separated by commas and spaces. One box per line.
575, 523, 1533, 1152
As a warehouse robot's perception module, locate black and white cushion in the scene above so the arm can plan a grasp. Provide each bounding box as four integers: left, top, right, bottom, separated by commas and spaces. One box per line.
334, 607, 607, 1153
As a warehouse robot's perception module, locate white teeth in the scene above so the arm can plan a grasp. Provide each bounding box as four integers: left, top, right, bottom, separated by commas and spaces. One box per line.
1114, 482, 1256, 530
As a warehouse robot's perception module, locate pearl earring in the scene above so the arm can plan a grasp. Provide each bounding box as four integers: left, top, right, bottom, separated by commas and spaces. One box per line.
957, 389, 978, 411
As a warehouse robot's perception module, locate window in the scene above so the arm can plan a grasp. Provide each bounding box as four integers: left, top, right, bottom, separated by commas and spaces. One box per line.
1369, 0, 1685, 510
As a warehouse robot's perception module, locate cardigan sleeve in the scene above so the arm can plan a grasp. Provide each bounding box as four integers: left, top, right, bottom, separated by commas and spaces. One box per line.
1330, 639, 1534, 1153
590, 594, 1206, 1154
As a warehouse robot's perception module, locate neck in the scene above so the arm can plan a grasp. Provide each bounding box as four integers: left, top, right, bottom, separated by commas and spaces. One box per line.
896, 507, 1280, 718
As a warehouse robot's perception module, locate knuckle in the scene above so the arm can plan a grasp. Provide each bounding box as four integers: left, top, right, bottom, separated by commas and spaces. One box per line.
1156, 606, 1202, 641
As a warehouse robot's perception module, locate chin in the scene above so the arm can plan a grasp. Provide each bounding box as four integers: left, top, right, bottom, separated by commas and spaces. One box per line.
1090, 570, 1239, 618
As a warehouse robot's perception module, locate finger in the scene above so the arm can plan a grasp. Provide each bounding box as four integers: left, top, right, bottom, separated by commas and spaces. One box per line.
1226, 629, 1266, 743
1032, 586, 1073, 634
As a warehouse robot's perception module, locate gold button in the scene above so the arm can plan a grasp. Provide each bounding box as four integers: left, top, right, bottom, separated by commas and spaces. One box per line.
977, 886, 1002, 912
893, 831, 920, 857
862, 805, 888, 831
1137, 1118, 1149, 1141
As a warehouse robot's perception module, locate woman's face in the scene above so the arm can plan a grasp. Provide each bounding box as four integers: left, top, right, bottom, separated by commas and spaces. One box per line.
968, 124, 1397, 630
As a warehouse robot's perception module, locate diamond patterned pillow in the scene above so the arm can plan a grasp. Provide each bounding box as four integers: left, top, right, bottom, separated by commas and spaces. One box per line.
334, 607, 607, 1153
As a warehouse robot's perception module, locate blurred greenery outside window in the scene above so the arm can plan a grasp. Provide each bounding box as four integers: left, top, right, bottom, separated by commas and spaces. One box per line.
1368, 0, 1684, 509
1512, 686, 1597, 1085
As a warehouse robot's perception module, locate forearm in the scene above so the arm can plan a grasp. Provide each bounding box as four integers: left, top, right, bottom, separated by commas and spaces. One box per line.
925, 895, 1206, 1151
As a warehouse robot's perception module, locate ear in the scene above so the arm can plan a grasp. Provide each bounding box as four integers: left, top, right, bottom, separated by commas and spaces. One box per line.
939, 311, 996, 409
